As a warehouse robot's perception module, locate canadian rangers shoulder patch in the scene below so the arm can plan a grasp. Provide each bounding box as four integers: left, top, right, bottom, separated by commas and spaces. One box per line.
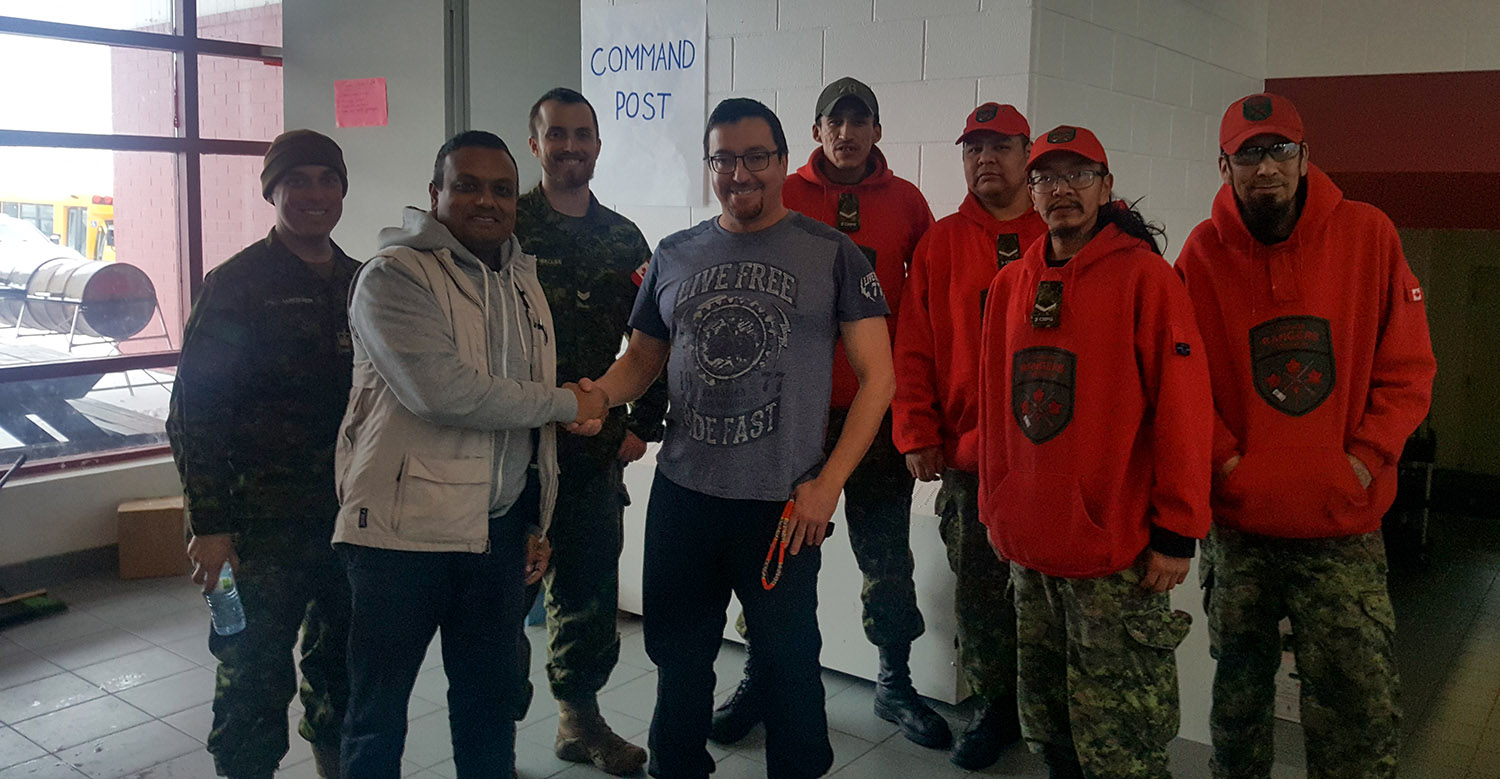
1249, 315, 1335, 417
1012, 346, 1076, 444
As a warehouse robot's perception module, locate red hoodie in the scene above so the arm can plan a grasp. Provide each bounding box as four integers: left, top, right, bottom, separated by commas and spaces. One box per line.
893, 194, 1047, 472
783, 146, 934, 408
978, 224, 1213, 579
1175, 165, 1435, 539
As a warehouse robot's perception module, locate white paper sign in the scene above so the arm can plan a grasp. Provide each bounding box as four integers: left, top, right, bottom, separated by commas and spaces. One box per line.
581, 0, 707, 207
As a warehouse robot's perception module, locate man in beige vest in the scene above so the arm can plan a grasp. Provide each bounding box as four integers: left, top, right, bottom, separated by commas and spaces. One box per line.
332, 130, 606, 777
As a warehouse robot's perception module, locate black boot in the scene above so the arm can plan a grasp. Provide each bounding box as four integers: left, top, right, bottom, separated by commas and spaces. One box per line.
708, 648, 763, 744
873, 644, 953, 749
1042, 743, 1086, 779
311, 740, 341, 779
950, 693, 1023, 769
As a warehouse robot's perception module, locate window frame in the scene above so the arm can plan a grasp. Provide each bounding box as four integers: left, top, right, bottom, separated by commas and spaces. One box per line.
0, 1, 282, 477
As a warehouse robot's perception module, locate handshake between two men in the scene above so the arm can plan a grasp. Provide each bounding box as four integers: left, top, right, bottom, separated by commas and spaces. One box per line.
559, 374, 649, 464
561, 377, 611, 437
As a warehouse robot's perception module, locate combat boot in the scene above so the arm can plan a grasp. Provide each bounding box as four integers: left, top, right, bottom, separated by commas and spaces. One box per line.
555, 697, 647, 776
1042, 743, 1086, 779
950, 693, 1022, 769
873, 644, 953, 749
709, 650, 764, 744
310, 740, 341, 779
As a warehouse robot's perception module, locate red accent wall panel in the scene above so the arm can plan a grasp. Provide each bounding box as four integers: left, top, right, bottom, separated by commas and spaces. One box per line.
1266, 71, 1500, 229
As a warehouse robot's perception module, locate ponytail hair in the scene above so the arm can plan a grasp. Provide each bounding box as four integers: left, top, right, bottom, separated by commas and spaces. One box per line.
1097, 196, 1166, 256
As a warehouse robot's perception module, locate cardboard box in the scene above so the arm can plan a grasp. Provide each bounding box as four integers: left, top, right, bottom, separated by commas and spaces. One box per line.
118, 495, 190, 579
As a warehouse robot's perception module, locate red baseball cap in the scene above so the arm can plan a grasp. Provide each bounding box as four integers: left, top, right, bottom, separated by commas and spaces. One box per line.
1219, 93, 1304, 154
955, 103, 1030, 144
1026, 125, 1108, 170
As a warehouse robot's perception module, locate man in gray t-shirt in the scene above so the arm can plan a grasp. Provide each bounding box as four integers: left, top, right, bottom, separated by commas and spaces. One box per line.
630, 211, 888, 501
582, 98, 895, 779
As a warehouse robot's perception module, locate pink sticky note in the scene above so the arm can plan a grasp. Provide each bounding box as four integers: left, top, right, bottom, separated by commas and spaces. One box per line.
335, 77, 388, 128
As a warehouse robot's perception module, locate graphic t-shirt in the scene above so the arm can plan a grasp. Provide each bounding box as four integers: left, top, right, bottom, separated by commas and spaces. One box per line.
630, 212, 889, 501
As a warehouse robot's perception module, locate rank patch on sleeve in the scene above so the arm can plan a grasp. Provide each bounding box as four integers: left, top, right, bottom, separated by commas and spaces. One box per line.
1012, 347, 1076, 444
1249, 315, 1335, 417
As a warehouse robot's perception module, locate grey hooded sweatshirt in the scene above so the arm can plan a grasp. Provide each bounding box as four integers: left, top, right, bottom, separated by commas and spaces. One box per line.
333, 207, 577, 552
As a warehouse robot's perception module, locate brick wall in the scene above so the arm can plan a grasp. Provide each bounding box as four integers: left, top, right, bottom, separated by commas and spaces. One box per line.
109, 4, 281, 348
1266, 0, 1500, 77
605, 0, 1035, 248
1027, 0, 1267, 260
604, 0, 1268, 263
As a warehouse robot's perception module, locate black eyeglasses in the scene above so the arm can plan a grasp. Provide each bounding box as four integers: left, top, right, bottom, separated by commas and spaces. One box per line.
1226, 141, 1302, 166
1026, 169, 1104, 194
705, 151, 777, 174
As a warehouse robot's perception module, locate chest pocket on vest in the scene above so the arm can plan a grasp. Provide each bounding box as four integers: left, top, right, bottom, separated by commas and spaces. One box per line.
394, 453, 491, 541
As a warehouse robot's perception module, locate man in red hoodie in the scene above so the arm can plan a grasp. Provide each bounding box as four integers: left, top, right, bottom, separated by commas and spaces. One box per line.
892, 102, 1047, 770
978, 126, 1212, 778
1177, 93, 1435, 779
710, 76, 948, 751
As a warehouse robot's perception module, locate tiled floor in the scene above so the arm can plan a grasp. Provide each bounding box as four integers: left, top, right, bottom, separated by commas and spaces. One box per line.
0, 512, 1497, 778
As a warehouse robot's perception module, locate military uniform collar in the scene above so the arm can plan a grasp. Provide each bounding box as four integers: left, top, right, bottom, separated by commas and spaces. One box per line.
263, 228, 358, 281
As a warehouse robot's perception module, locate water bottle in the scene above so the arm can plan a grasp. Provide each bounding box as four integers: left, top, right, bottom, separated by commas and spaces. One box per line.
204, 562, 246, 636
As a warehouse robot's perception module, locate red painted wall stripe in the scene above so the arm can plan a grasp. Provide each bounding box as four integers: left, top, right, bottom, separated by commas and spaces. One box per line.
1265, 71, 1500, 229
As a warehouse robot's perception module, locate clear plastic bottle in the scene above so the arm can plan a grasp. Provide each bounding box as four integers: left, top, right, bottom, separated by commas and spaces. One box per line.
204, 562, 246, 636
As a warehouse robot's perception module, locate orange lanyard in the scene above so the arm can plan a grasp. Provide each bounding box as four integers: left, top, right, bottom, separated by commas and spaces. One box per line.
761, 500, 796, 590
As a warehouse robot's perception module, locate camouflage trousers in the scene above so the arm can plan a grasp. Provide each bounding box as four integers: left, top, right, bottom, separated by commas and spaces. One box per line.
936, 469, 1016, 701
207, 517, 349, 778
1012, 560, 1191, 779
738, 410, 923, 648
522, 460, 628, 705
1204, 526, 1399, 779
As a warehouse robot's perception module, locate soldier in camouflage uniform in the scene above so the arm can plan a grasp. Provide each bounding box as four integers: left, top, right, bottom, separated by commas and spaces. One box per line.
1177, 94, 1434, 779
977, 126, 1212, 779
514, 87, 667, 776
167, 130, 356, 779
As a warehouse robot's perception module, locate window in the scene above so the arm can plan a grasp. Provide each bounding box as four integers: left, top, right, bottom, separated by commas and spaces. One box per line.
0, 1, 284, 474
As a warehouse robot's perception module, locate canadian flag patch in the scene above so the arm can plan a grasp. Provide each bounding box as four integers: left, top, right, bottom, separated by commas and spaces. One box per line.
631, 259, 650, 287
1406, 286, 1423, 303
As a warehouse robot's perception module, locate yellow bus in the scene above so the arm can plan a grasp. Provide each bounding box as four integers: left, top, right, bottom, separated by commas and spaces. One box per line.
0, 194, 115, 261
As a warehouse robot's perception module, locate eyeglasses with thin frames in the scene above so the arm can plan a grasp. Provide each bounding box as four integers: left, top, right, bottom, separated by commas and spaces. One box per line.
1027, 169, 1105, 194
1225, 141, 1302, 167
705, 151, 777, 175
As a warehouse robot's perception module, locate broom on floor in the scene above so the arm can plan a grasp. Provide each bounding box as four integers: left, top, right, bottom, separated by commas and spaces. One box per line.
0, 454, 69, 630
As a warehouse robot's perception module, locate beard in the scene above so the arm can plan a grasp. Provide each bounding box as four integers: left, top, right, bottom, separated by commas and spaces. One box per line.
726, 196, 764, 223
547, 157, 595, 189
1238, 179, 1305, 243
722, 184, 766, 223
1048, 223, 1087, 243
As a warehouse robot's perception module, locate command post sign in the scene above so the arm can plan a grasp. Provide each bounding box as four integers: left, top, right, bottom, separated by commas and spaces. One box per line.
581, 0, 707, 207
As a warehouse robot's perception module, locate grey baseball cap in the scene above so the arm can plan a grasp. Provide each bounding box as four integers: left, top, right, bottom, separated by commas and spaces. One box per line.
815, 77, 879, 122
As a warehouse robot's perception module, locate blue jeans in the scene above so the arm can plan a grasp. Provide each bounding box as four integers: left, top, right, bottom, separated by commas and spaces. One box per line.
643, 473, 833, 779
338, 490, 532, 779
